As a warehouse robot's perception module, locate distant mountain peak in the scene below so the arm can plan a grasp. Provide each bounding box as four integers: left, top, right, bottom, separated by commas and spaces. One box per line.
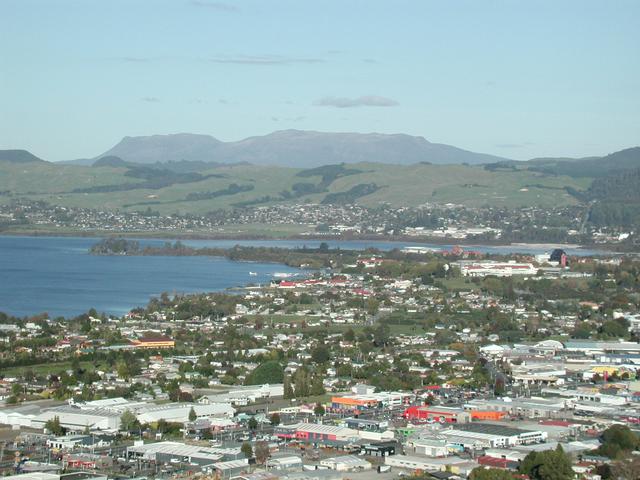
87, 130, 506, 167
0, 149, 46, 164
92, 155, 130, 168
94, 133, 223, 164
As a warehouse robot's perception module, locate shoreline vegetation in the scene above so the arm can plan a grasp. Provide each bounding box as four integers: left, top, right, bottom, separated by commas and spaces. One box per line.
89, 237, 353, 269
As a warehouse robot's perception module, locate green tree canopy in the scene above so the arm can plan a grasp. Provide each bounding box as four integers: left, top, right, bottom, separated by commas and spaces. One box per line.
241, 442, 253, 458
469, 467, 516, 480
311, 345, 331, 364
270, 413, 281, 426
595, 424, 640, 458
120, 409, 139, 432
519, 445, 574, 480
244, 360, 284, 385
44, 416, 66, 436
248, 416, 258, 431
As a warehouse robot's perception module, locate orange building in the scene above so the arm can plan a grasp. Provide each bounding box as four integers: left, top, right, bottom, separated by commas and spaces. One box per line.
470, 410, 507, 421
131, 335, 175, 349
331, 396, 379, 410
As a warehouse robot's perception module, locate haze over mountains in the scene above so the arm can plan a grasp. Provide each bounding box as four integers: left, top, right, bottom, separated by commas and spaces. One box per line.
1, 138, 639, 215
64, 130, 511, 167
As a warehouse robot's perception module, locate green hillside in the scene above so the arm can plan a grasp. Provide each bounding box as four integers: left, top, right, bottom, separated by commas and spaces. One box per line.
0, 159, 591, 215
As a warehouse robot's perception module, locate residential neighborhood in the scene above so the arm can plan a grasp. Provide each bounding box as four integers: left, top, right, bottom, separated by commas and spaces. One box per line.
1, 245, 639, 479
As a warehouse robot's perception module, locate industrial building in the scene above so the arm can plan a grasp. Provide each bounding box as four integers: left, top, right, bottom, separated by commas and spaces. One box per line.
441, 423, 547, 449
32, 406, 121, 432
403, 406, 471, 423
135, 402, 235, 424
319, 455, 372, 472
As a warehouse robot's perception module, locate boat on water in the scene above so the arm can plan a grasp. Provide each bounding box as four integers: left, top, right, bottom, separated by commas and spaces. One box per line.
249, 271, 258, 276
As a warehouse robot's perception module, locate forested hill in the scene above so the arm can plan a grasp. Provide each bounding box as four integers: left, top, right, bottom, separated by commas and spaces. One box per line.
587, 168, 640, 228
530, 147, 640, 177
588, 168, 640, 202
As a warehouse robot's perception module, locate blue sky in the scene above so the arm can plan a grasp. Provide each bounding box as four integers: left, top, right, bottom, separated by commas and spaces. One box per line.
1, 0, 638, 161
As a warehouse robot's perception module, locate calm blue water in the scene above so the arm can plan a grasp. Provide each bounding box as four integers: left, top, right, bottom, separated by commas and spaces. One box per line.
0, 235, 612, 319
0, 236, 301, 318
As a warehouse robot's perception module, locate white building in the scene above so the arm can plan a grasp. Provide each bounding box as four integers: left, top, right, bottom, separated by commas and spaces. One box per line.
319, 455, 372, 472
32, 406, 121, 432
136, 402, 235, 424
406, 437, 449, 458
459, 261, 537, 277
440, 424, 547, 449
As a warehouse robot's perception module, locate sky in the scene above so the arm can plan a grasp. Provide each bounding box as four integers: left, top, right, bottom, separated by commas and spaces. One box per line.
0, 0, 638, 161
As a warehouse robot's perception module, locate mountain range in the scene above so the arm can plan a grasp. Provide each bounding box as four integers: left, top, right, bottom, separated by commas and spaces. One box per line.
1, 140, 639, 216
62, 130, 510, 167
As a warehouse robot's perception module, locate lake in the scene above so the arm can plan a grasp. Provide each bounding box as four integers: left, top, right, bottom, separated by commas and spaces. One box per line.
0, 235, 612, 318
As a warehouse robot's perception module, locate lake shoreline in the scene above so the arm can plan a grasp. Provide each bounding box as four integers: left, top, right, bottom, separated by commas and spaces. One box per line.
0, 229, 630, 252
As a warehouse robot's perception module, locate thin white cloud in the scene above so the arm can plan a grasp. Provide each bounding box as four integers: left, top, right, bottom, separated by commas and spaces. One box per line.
314, 95, 398, 108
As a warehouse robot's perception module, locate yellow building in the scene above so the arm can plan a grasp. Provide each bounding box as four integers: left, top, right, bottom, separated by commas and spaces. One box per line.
131, 335, 175, 349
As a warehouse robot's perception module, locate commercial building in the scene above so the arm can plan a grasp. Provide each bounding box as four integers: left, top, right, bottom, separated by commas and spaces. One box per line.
440, 424, 547, 449
329, 391, 413, 412
464, 397, 567, 419
126, 441, 242, 466
210, 459, 249, 479
275, 422, 394, 446
265, 455, 303, 471
403, 406, 471, 424
198, 384, 283, 406
32, 406, 121, 432
384, 455, 477, 476
135, 402, 235, 424
130, 335, 175, 349
406, 437, 449, 457
459, 261, 537, 277
319, 455, 372, 472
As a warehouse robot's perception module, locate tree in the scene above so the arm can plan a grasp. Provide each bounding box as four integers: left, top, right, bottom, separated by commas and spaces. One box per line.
283, 375, 295, 399
611, 455, 640, 480
248, 416, 258, 431
120, 410, 139, 432
293, 367, 310, 397
373, 323, 390, 347
519, 445, 574, 480
116, 360, 132, 380
244, 360, 284, 385
469, 467, 515, 480
314, 403, 325, 417
44, 416, 65, 436
311, 345, 330, 364
188, 407, 197, 422
157, 418, 168, 434
595, 424, 640, 458
255, 441, 270, 465
241, 442, 253, 459
269, 413, 281, 427
344, 328, 356, 342
310, 375, 326, 395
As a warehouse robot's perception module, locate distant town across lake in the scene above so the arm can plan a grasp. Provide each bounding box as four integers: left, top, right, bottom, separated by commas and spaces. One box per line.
0, 235, 614, 319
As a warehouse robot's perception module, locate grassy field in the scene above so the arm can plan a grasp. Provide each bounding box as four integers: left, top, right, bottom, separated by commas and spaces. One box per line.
0, 160, 593, 215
